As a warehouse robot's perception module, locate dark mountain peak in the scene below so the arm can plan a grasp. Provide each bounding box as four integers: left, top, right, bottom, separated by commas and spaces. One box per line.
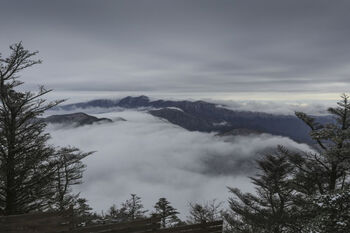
58, 95, 218, 112
56, 96, 332, 144
56, 99, 117, 110
62, 112, 88, 118
44, 112, 113, 126
149, 108, 214, 132
117, 95, 150, 108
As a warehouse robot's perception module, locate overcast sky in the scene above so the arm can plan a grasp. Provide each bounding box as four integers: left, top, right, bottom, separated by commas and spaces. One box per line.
1, 0, 349, 101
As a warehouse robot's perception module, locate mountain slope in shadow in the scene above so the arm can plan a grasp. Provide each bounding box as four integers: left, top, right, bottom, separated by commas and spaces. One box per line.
58, 96, 332, 143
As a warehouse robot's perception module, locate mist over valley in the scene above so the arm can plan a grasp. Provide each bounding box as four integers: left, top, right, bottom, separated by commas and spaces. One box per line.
46, 96, 316, 215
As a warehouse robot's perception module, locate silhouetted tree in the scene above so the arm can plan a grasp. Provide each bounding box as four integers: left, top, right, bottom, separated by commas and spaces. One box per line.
119, 194, 148, 221
0, 43, 90, 215
188, 199, 222, 224
225, 150, 297, 233
153, 197, 180, 228
226, 95, 350, 232
73, 198, 94, 227
75, 198, 92, 218
289, 94, 350, 232
106, 204, 129, 222
50, 147, 91, 211
293, 94, 350, 194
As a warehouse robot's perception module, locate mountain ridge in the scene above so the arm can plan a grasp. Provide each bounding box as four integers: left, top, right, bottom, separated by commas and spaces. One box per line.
43, 112, 114, 126
57, 96, 332, 143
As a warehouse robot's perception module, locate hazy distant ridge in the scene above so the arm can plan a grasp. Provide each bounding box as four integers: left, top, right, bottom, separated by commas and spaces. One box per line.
58, 96, 332, 143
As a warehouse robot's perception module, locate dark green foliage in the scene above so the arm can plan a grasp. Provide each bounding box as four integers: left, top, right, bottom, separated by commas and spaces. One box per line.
187, 199, 222, 224
309, 190, 350, 232
75, 198, 93, 218
153, 197, 180, 228
107, 194, 148, 222
227, 94, 350, 232
293, 94, 350, 232
107, 204, 128, 222
50, 147, 91, 212
71, 197, 95, 227
226, 150, 297, 233
121, 194, 148, 220
294, 94, 350, 193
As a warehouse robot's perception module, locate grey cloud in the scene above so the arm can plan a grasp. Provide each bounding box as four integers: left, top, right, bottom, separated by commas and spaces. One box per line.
1, 0, 350, 95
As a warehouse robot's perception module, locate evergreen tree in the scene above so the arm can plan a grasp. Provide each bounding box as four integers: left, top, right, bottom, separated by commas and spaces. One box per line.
50, 147, 91, 212
106, 204, 128, 222
290, 94, 350, 232
75, 198, 92, 218
225, 150, 297, 233
226, 95, 350, 232
0, 43, 90, 215
121, 194, 148, 221
153, 197, 180, 228
293, 94, 350, 194
188, 199, 222, 224
74, 198, 94, 227
308, 189, 350, 232
108, 204, 118, 218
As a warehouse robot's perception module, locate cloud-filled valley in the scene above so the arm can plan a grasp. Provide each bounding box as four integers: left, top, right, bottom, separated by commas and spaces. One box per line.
1, 0, 349, 230
47, 109, 315, 216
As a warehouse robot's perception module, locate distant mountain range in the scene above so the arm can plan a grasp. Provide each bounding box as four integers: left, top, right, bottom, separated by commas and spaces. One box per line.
57, 96, 332, 143
43, 112, 114, 126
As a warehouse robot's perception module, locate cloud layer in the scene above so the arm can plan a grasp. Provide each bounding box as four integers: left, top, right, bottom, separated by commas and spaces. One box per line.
48, 109, 314, 216
1, 0, 350, 97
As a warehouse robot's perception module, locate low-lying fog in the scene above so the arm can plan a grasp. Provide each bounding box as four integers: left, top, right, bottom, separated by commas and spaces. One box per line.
47, 109, 314, 216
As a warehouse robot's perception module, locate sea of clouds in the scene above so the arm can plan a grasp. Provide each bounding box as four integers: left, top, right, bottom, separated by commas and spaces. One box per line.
47, 109, 315, 217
